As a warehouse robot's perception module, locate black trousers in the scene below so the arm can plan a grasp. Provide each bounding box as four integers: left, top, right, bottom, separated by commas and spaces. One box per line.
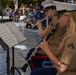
25, 48, 50, 70
30, 67, 57, 75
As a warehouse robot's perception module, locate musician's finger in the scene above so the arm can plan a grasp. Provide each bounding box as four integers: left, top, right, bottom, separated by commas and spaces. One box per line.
42, 40, 44, 42
42, 39, 45, 42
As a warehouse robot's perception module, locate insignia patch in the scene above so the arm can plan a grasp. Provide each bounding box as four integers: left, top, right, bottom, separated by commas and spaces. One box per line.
67, 43, 74, 49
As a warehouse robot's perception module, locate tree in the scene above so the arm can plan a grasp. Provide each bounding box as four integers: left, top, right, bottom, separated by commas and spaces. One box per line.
0, 0, 11, 8
0, 0, 18, 9
12, 0, 18, 10
0, 0, 44, 9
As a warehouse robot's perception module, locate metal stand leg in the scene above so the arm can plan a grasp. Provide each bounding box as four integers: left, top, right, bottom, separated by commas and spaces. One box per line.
10, 47, 22, 75
6, 49, 10, 75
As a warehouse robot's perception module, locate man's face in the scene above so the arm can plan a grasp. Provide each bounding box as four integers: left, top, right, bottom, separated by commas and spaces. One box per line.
44, 8, 56, 18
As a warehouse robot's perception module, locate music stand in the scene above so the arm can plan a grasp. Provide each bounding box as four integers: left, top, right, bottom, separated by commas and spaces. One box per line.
10, 47, 22, 75
0, 22, 26, 75
0, 38, 10, 75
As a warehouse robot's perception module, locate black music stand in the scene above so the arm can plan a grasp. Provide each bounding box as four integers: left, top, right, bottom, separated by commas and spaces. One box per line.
0, 22, 26, 75
10, 47, 22, 75
0, 38, 10, 75
0, 38, 22, 75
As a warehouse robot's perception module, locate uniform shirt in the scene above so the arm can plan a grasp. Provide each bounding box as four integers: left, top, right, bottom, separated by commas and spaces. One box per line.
57, 31, 76, 75
45, 21, 66, 51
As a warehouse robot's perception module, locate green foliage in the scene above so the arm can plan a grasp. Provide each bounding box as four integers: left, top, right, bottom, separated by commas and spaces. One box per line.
0, 0, 43, 8
0, 0, 11, 8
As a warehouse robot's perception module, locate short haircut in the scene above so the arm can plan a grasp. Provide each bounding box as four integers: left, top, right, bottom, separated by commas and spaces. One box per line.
44, 6, 56, 12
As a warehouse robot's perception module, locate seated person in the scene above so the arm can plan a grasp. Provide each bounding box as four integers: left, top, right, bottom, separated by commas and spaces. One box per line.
30, 1, 76, 75
21, 0, 66, 72
0, 9, 3, 20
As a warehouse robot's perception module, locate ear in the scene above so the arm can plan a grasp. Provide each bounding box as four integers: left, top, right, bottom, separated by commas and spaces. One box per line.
67, 13, 71, 21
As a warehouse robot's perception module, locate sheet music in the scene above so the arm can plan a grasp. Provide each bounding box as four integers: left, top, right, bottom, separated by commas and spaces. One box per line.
0, 22, 26, 48
6, 22, 26, 42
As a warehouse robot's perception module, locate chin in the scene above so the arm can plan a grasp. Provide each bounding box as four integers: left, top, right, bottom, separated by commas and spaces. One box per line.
59, 24, 65, 27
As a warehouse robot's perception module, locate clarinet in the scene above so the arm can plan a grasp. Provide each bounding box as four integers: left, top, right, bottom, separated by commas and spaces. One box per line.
21, 22, 59, 72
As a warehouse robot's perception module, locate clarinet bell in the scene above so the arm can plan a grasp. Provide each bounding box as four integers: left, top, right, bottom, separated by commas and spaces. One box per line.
21, 63, 28, 72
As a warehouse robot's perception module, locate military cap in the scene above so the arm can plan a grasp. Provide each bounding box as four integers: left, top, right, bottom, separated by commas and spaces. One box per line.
53, 1, 76, 16
41, 0, 55, 9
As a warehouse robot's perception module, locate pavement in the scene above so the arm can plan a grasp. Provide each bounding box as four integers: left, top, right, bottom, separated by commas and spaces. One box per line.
0, 22, 42, 75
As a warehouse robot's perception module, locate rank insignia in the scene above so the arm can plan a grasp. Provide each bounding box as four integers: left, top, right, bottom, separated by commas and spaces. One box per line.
67, 43, 74, 49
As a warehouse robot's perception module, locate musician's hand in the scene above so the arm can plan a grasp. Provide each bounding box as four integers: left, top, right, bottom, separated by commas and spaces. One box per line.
36, 20, 42, 27
38, 39, 50, 53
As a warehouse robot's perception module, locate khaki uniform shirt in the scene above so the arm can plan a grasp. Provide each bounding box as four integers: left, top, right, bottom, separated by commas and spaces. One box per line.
57, 31, 76, 75
45, 22, 66, 51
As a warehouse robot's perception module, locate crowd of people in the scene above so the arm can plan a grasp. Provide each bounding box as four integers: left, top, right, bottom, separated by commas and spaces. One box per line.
0, 3, 47, 29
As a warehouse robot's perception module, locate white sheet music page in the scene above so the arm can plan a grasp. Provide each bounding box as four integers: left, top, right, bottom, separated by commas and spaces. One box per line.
6, 22, 26, 43
0, 24, 18, 48
0, 23, 26, 48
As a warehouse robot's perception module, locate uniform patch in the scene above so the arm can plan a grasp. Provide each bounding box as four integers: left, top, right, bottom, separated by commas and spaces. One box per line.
67, 43, 74, 49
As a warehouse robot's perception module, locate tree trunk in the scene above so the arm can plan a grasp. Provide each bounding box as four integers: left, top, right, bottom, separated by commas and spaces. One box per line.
13, 0, 18, 10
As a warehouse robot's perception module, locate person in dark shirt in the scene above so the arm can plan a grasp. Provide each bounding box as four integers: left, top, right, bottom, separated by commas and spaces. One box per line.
0, 9, 3, 20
